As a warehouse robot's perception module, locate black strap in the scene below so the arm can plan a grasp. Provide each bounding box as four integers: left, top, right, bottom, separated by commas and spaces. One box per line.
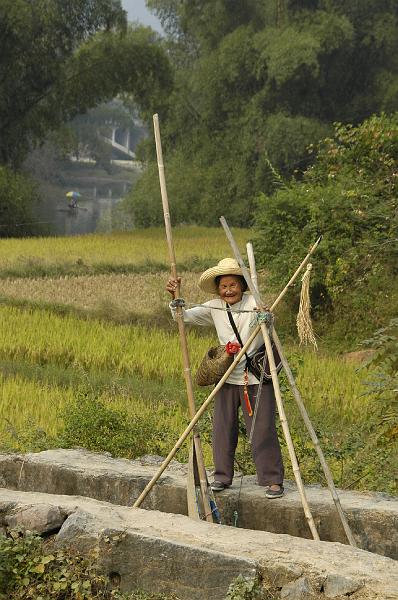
226, 304, 250, 365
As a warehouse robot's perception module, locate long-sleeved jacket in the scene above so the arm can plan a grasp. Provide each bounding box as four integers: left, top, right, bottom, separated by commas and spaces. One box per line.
170, 294, 263, 385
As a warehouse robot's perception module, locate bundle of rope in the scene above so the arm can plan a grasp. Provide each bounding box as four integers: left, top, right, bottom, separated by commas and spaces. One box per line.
296, 263, 318, 349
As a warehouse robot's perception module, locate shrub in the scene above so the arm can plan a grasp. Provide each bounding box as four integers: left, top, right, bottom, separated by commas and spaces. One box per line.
0, 529, 107, 599
361, 318, 398, 444
58, 393, 173, 459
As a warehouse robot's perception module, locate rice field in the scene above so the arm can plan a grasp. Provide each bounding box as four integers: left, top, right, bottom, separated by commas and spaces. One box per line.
0, 305, 216, 379
0, 271, 279, 321
0, 227, 251, 274
0, 303, 375, 427
0, 372, 193, 460
0, 272, 209, 315
0, 229, 395, 494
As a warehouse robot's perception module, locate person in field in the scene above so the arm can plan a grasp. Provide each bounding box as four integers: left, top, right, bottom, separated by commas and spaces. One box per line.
166, 258, 284, 498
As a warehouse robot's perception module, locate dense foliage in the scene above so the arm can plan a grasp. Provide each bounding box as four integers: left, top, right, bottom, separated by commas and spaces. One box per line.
0, 167, 43, 237
58, 394, 173, 459
0, 0, 171, 167
253, 113, 398, 340
128, 0, 398, 226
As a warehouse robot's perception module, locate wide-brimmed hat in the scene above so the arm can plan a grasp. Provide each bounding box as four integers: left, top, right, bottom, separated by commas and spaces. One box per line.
199, 258, 243, 294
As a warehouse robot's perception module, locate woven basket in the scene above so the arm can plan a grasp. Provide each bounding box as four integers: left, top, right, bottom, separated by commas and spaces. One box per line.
195, 345, 233, 386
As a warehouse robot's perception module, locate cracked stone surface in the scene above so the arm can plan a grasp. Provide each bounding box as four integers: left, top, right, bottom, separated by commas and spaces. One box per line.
0, 449, 397, 559
0, 488, 397, 600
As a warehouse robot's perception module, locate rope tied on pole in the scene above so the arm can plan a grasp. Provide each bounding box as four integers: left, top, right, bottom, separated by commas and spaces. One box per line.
255, 311, 272, 324
170, 298, 186, 308
250, 310, 274, 334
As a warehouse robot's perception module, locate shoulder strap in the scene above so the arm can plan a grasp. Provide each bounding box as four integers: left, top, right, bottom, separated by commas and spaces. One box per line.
226, 304, 250, 363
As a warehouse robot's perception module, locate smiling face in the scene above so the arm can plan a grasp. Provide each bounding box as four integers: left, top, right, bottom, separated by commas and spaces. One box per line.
217, 275, 244, 305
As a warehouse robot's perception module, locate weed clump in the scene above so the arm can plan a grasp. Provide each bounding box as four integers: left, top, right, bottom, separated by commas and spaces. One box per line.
0, 529, 180, 599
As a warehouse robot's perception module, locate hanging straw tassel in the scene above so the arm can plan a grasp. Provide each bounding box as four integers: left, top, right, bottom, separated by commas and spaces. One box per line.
297, 263, 318, 349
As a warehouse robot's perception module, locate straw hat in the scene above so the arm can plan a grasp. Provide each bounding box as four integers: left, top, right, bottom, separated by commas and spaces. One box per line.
199, 258, 243, 294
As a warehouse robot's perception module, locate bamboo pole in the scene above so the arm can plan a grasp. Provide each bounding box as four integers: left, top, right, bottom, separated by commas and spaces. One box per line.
246, 243, 258, 293
153, 114, 213, 523
221, 216, 320, 540
246, 242, 262, 444
247, 241, 356, 546
133, 236, 322, 508
271, 328, 357, 546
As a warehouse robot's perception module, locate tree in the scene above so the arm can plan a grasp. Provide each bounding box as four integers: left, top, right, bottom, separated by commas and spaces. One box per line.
128, 0, 398, 227
0, 1, 171, 167
253, 113, 398, 340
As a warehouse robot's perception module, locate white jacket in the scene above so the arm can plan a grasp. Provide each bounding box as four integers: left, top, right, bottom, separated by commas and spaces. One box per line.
170, 294, 263, 385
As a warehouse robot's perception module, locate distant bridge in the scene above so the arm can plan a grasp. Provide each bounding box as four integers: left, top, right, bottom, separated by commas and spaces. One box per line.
102, 127, 136, 159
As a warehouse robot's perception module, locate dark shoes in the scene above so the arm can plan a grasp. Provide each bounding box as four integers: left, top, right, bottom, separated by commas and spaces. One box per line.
265, 485, 284, 499
210, 480, 230, 492
211, 480, 283, 496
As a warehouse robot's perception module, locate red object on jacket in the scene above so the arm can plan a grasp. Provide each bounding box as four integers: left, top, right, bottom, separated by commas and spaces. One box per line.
225, 341, 241, 355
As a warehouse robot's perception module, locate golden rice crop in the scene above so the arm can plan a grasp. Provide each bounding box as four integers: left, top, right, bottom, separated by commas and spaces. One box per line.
295, 350, 374, 423
0, 270, 278, 321
0, 305, 215, 380
0, 227, 250, 272
0, 373, 73, 437
0, 272, 211, 315
0, 305, 375, 423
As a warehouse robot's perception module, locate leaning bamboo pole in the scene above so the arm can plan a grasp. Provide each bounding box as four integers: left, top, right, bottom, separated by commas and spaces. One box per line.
246, 242, 258, 293
271, 328, 357, 546
246, 242, 356, 546
246, 242, 263, 444
221, 216, 320, 540
133, 236, 321, 509
153, 114, 213, 523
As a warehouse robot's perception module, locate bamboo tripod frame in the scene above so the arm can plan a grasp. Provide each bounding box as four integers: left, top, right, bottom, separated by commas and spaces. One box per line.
133, 235, 321, 510
221, 217, 319, 540
245, 243, 356, 546
153, 114, 213, 523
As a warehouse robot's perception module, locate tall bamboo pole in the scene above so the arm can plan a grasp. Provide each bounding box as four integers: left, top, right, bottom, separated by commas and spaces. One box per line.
221, 217, 320, 540
153, 114, 213, 523
133, 236, 321, 509
246, 242, 263, 443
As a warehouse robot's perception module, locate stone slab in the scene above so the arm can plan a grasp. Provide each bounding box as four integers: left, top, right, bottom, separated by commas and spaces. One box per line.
0, 488, 397, 600
0, 449, 397, 559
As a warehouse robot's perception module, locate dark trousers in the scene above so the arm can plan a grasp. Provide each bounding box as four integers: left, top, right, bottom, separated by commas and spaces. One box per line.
212, 382, 284, 486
